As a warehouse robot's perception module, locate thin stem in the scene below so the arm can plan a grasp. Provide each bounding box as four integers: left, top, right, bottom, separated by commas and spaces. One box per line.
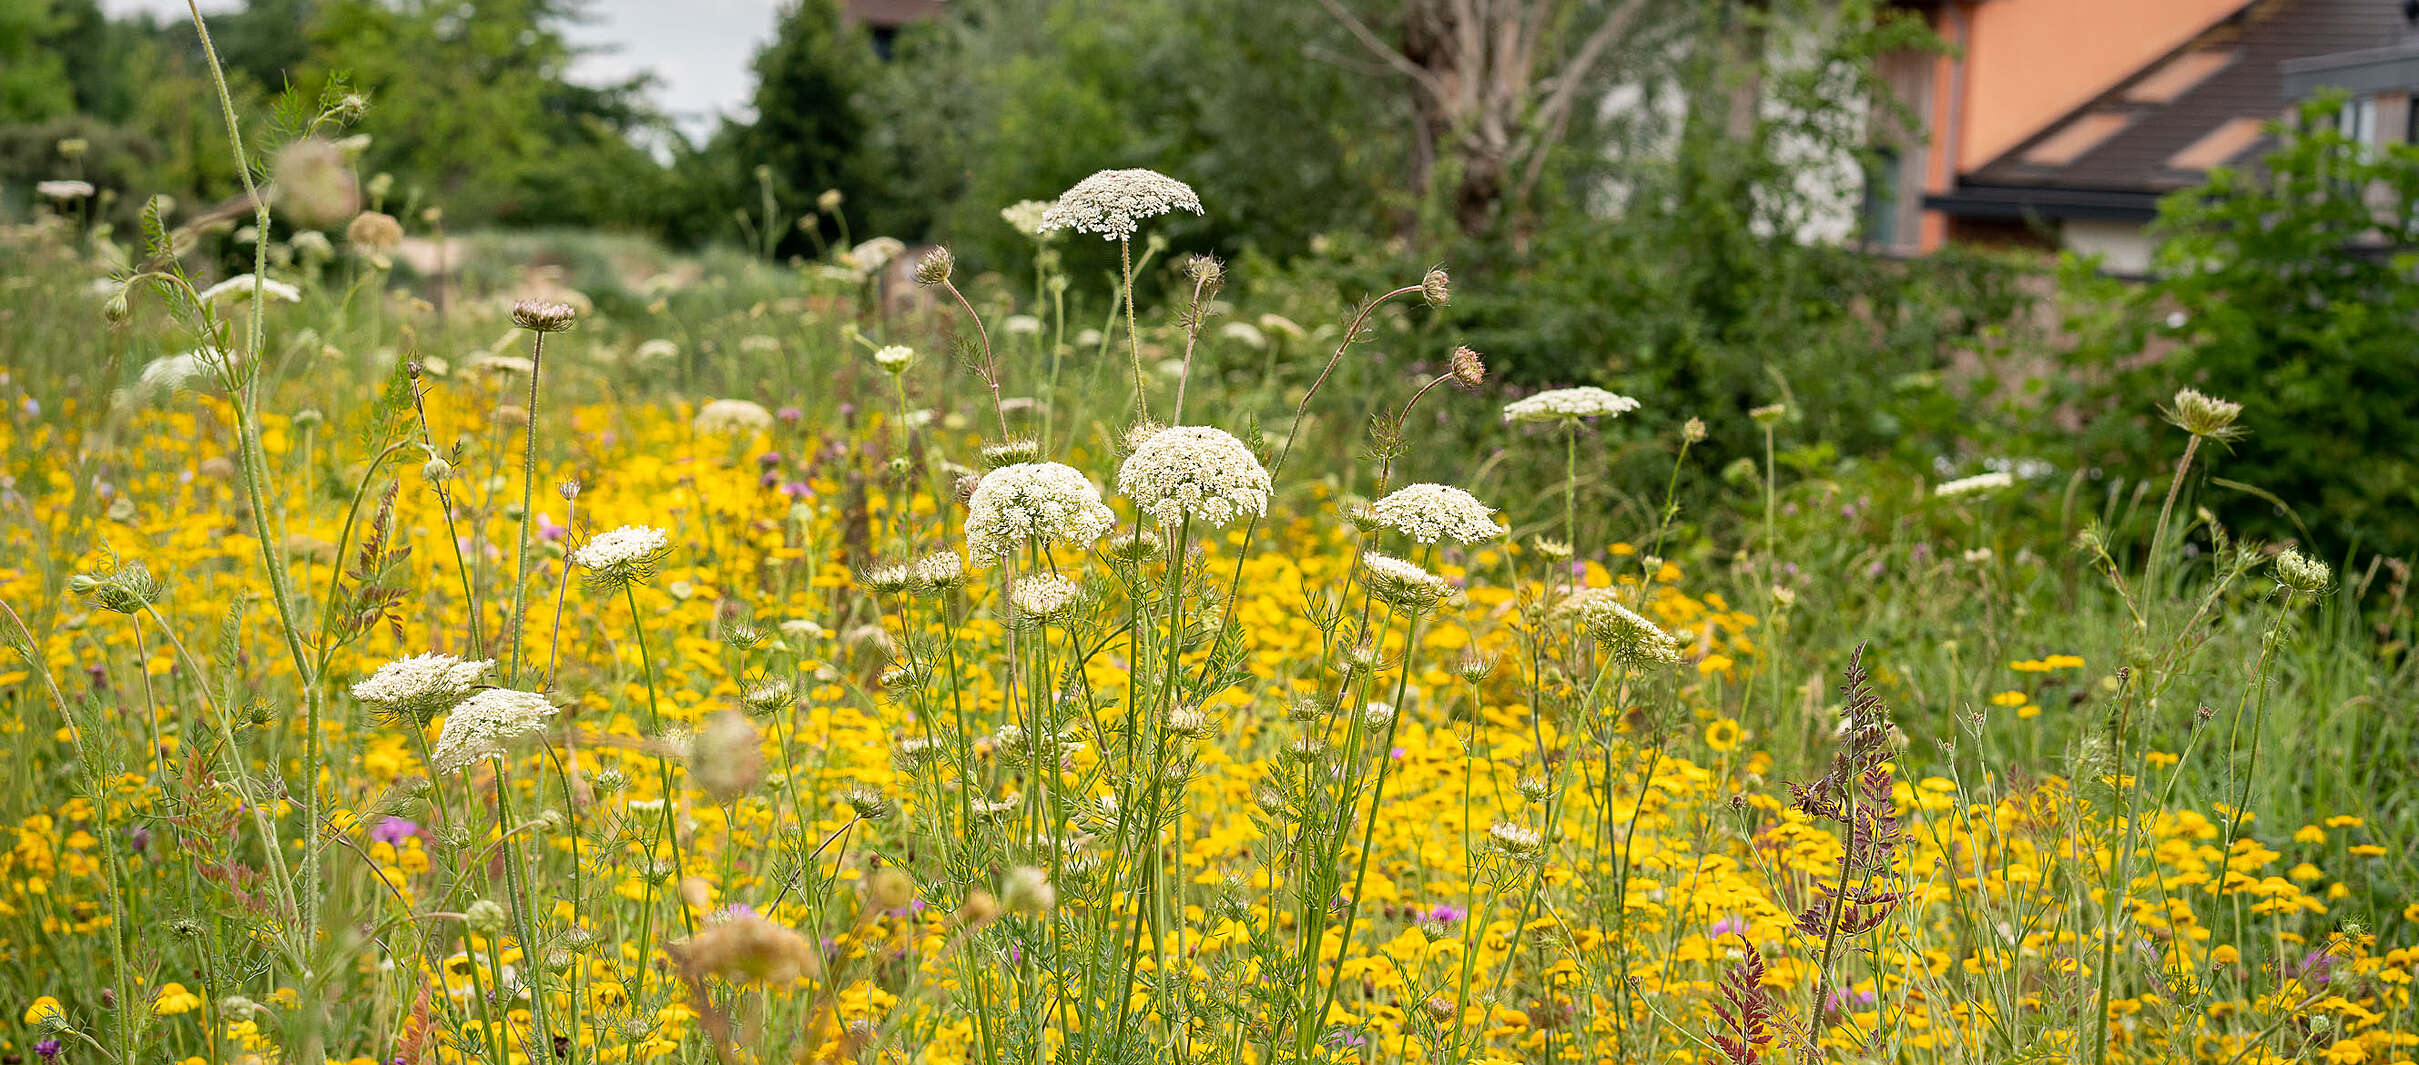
1121, 238, 1149, 422
507, 332, 549, 682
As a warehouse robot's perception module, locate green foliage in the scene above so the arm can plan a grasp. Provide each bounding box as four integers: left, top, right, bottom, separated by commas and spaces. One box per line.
2064, 96, 2419, 560
300, 0, 667, 227
0, 0, 76, 123
853, 0, 1396, 276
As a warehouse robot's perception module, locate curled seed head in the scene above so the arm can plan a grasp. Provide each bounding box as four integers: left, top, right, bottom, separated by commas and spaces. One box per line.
1421, 267, 1451, 307
1448, 346, 1487, 390
914, 246, 954, 286
510, 299, 578, 334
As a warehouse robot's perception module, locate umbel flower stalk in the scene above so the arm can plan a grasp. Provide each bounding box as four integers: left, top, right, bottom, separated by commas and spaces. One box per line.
1040, 168, 1203, 420
506, 298, 574, 682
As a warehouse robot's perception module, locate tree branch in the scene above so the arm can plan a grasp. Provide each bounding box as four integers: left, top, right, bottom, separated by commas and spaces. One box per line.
1313, 0, 1446, 97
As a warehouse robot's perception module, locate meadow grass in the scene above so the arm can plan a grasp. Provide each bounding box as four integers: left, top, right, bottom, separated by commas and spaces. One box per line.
1, 25, 2416, 1065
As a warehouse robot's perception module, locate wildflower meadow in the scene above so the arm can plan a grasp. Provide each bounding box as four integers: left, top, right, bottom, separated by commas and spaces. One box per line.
5, 8, 2419, 1065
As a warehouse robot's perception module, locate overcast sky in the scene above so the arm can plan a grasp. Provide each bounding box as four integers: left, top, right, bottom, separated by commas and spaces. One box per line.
99, 0, 782, 136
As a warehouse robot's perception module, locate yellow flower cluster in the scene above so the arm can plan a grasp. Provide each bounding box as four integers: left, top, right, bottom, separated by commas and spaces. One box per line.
1, 396, 2410, 1065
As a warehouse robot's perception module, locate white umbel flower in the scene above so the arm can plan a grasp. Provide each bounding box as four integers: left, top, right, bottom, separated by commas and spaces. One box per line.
574, 525, 672, 586
1116, 425, 1270, 527
693, 399, 773, 436
1010, 574, 1081, 620
1039, 169, 1204, 242
2274, 547, 2331, 593
872, 345, 915, 374
36, 179, 95, 202
134, 349, 238, 396
428, 688, 558, 773
966, 462, 1117, 560
1001, 199, 1056, 237
1501, 387, 1641, 424
1360, 551, 1451, 611
1488, 822, 1545, 857
351, 652, 493, 722
1371, 483, 1503, 544
199, 273, 303, 306
1933, 472, 2014, 498
912, 551, 965, 593
1566, 590, 1681, 665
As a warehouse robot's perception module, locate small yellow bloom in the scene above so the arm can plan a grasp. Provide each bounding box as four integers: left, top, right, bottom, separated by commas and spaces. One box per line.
2295, 825, 2328, 845
1989, 690, 2027, 707
153, 982, 203, 1016
1704, 719, 1742, 753
25, 995, 63, 1025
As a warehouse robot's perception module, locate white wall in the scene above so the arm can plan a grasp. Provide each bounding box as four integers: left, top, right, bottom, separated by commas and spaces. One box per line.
2060, 219, 2156, 276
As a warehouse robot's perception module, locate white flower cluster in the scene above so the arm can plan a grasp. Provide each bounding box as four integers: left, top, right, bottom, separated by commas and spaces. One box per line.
135, 349, 238, 396
1370, 483, 1502, 544
1488, 822, 1544, 857
966, 462, 1117, 559
199, 273, 303, 307
912, 551, 965, 591
1001, 199, 1056, 238
1360, 551, 1451, 610
1039, 169, 1204, 242
36, 179, 95, 201
2275, 547, 2332, 593
693, 398, 773, 436
1011, 574, 1082, 619
1501, 387, 1641, 425
873, 345, 915, 373
428, 688, 558, 773
573, 525, 672, 583
350, 652, 493, 721
851, 237, 906, 271
1566, 590, 1681, 665
1934, 471, 2015, 499
1116, 426, 1270, 527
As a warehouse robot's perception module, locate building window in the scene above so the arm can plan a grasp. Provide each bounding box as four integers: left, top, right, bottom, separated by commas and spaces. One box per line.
2340, 95, 2378, 153
1862, 147, 1902, 250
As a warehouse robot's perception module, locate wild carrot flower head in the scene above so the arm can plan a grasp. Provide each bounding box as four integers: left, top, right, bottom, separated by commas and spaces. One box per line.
872, 345, 915, 375
1001, 199, 1056, 237
36, 179, 95, 202
1370, 483, 1502, 544
1502, 386, 1641, 425
1934, 472, 2014, 499
1448, 346, 1488, 390
352, 652, 493, 723
509, 298, 578, 333
1568, 589, 1682, 665
2167, 387, 2245, 441
1039, 169, 1204, 241
670, 912, 821, 985
345, 210, 403, 253
1116, 425, 1270, 527
850, 237, 906, 272
200, 274, 302, 307
1489, 822, 1544, 857
2275, 547, 2332, 594
573, 525, 672, 588
134, 349, 237, 397
911, 551, 966, 595
1011, 574, 1082, 620
428, 688, 557, 772
1360, 551, 1451, 612
966, 462, 1116, 560
693, 399, 774, 436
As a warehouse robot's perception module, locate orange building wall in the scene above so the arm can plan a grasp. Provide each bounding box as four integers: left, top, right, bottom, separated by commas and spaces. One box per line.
1955, 0, 2246, 171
